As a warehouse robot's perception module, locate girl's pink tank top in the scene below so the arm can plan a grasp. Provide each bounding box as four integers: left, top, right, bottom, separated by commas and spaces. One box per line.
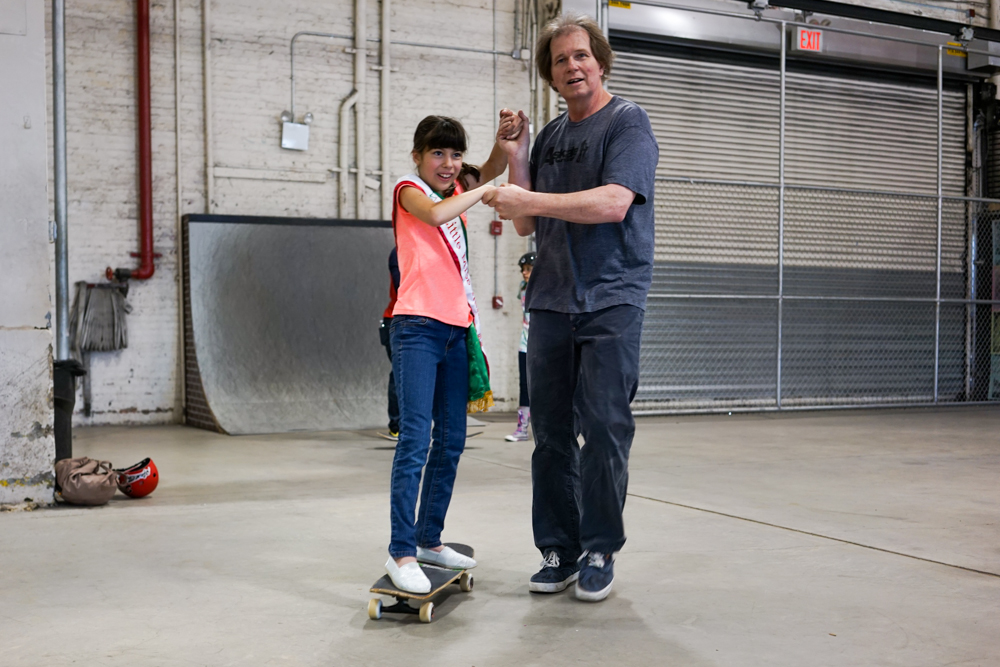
391, 180, 473, 328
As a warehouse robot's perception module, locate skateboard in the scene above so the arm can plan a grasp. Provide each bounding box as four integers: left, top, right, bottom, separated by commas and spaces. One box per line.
375, 431, 482, 441
367, 543, 475, 623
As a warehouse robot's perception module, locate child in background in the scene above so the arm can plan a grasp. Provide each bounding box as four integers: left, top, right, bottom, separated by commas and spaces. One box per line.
378, 247, 401, 440
384, 112, 522, 593
506, 251, 535, 442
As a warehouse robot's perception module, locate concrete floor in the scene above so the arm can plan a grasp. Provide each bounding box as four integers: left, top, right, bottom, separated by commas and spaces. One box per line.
2, 407, 998, 666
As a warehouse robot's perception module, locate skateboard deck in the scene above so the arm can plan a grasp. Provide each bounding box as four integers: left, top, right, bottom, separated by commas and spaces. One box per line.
368, 543, 475, 623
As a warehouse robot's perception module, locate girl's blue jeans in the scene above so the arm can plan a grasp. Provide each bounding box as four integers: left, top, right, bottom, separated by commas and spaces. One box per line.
388, 315, 469, 559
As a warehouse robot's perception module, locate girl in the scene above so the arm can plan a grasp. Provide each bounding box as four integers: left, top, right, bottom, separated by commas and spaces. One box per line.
385, 112, 521, 593
505, 251, 535, 442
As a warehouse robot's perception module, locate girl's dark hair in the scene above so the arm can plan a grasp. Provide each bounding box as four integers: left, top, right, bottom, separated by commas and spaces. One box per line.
412, 115, 481, 193
412, 115, 469, 154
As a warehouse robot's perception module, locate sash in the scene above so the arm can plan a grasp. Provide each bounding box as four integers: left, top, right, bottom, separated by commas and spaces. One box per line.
394, 174, 494, 413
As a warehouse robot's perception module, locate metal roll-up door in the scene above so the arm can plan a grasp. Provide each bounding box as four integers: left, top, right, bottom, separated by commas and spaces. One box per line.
604, 48, 968, 411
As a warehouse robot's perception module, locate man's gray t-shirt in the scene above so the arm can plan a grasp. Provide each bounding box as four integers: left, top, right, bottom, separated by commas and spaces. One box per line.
525, 95, 659, 314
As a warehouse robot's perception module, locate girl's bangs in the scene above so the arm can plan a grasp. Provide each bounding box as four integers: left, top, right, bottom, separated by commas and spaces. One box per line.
423, 123, 467, 153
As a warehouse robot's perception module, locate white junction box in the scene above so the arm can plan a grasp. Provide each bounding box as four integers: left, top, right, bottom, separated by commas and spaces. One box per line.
0, 0, 27, 35
281, 122, 309, 151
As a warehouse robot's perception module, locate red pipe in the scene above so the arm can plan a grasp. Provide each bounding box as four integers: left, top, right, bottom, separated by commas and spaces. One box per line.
109, 0, 155, 281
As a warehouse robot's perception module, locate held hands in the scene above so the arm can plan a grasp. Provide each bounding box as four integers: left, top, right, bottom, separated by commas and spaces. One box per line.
477, 184, 498, 203
486, 108, 532, 221
497, 108, 523, 141
482, 183, 530, 220
497, 109, 530, 157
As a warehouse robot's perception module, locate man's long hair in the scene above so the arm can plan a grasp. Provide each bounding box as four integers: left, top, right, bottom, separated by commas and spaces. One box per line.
535, 14, 615, 90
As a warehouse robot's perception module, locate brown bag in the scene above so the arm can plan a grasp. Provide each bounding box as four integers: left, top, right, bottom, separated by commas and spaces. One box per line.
54, 457, 117, 506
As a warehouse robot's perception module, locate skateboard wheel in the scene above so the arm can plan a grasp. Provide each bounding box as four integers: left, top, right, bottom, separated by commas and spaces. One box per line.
460, 572, 473, 592
419, 601, 434, 623
368, 598, 382, 620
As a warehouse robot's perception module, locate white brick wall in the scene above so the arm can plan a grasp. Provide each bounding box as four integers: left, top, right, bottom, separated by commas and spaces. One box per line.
46, 0, 532, 426
41, 0, 990, 427
827, 0, 987, 25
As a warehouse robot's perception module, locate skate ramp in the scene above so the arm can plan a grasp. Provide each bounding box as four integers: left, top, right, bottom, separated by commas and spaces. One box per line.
182, 215, 394, 434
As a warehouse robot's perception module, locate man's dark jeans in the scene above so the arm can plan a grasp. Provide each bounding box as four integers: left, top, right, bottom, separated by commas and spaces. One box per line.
528, 304, 644, 560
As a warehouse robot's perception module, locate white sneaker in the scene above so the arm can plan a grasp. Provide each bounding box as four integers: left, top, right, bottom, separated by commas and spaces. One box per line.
416, 546, 477, 570
505, 407, 530, 442
385, 557, 431, 593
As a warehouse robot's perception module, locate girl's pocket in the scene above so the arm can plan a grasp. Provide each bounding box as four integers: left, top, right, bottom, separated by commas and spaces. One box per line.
396, 316, 429, 327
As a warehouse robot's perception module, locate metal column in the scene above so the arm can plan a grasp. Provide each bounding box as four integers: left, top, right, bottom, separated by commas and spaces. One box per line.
964, 85, 976, 400
934, 46, 943, 402
53, 0, 69, 362
52, 0, 85, 462
776, 22, 787, 408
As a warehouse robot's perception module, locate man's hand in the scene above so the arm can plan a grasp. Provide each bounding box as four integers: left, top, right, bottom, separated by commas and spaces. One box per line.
483, 183, 533, 220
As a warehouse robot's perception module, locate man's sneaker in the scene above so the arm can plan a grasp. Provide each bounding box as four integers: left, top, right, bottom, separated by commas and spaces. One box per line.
528, 550, 580, 593
575, 551, 614, 602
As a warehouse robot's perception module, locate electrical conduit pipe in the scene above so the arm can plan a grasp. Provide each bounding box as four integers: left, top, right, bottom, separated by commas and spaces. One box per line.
338, 0, 366, 218
991, 0, 1000, 100
381, 0, 390, 219
110, 0, 156, 281
354, 0, 366, 218
339, 91, 359, 218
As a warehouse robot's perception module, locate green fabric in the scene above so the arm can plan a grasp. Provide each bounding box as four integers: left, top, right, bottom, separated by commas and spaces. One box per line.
466, 324, 492, 409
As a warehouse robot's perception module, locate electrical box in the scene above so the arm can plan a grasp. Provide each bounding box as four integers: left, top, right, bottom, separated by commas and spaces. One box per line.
281, 122, 309, 151
0, 0, 27, 36
967, 39, 1000, 72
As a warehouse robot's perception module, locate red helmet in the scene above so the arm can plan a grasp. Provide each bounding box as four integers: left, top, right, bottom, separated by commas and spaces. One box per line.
115, 458, 159, 498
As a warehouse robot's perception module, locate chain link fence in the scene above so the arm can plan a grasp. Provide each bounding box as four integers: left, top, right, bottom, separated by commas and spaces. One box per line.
636, 179, 1000, 412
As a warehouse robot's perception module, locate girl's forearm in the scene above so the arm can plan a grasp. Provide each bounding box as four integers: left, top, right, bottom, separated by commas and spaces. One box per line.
426, 185, 490, 226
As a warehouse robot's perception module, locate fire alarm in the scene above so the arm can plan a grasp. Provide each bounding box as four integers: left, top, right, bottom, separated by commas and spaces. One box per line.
490, 220, 502, 236
492, 296, 504, 309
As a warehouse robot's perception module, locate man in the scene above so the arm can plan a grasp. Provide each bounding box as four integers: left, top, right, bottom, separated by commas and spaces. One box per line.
486, 14, 658, 602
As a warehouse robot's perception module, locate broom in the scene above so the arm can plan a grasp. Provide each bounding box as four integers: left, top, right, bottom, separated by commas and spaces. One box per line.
71, 281, 131, 352
70, 281, 132, 416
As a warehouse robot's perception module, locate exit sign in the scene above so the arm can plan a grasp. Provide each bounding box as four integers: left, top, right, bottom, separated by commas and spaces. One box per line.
793, 27, 823, 52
